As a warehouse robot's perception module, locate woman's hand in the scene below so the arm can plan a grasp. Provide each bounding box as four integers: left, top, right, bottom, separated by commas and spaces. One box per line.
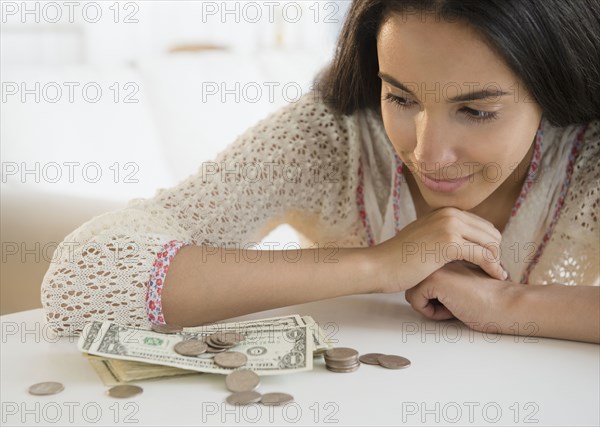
372, 207, 506, 293
404, 260, 511, 328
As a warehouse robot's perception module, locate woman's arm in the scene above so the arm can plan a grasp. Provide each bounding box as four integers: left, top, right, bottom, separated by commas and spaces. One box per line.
40, 91, 364, 336
404, 262, 600, 344
161, 245, 377, 326
497, 282, 599, 343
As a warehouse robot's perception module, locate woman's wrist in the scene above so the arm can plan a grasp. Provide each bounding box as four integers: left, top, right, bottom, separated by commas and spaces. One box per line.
336, 247, 384, 295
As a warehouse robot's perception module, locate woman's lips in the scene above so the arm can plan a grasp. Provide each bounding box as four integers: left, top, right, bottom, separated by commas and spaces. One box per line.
416, 171, 475, 193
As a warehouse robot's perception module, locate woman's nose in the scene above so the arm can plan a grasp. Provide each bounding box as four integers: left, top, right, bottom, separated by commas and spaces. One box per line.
412, 115, 459, 173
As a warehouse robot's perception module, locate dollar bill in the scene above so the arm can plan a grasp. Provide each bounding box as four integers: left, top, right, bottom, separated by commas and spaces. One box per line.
79, 320, 313, 376
300, 315, 334, 354
83, 353, 202, 385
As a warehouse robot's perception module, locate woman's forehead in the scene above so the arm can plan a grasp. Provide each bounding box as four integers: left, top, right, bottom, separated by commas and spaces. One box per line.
377, 13, 517, 94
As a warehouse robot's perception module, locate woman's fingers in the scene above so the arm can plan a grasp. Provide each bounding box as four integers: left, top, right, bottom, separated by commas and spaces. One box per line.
459, 241, 506, 281
405, 288, 455, 321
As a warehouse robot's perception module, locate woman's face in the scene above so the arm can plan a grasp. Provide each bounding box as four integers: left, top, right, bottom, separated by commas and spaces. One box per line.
377, 12, 543, 210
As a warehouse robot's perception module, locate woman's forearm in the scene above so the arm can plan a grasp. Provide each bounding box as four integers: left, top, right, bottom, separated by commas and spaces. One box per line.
160, 245, 378, 326
497, 283, 600, 343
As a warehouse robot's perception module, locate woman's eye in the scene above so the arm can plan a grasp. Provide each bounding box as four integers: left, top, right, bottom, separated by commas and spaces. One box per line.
383, 93, 499, 124
383, 93, 414, 109
462, 107, 499, 124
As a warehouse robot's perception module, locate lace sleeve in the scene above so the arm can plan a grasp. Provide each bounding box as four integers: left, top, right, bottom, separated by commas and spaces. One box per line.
40, 91, 364, 336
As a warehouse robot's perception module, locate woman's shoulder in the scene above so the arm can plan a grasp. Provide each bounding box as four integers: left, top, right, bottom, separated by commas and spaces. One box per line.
542, 118, 599, 174
223, 91, 389, 176
230, 91, 378, 154
561, 119, 599, 234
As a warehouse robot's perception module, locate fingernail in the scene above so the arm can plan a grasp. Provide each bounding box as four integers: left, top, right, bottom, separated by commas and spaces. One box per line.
502, 270, 508, 280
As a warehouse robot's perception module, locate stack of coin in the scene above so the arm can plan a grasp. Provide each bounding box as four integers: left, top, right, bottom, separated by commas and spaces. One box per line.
205, 331, 246, 352
324, 347, 360, 373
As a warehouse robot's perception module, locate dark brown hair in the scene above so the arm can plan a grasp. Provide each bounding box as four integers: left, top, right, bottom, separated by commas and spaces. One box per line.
314, 0, 600, 127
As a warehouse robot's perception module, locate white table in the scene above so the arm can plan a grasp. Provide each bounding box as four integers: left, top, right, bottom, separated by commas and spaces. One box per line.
1, 294, 599, 426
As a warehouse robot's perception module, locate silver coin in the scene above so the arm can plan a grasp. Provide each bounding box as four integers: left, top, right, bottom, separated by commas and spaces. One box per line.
106, 385, 144, 398
359, 353, 385, 365
214, 351, 248, 368
226, 391, 262, 405
28, 381, 64, 396
261, 392, 294, 406
174, 339, 208, 356
324, 347, 359, 362
225, 370, 260, 392
151, 323, 183, 334
377, 355, 411, 369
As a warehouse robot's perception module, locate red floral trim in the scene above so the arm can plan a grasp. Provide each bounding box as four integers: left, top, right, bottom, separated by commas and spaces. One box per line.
510, 125, 543, 218
356, 160, 375, 246
146, 240, 191, 325
392, 152, 404, 233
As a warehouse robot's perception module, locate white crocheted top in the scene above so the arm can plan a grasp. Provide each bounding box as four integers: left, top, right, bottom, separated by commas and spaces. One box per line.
41, 91, 600, 336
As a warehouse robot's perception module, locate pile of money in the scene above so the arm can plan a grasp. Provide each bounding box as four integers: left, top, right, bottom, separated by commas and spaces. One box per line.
30, 317, 411, 402
78, 314, 332, 385
323, 349, 413, 373
324, 347, 360, 373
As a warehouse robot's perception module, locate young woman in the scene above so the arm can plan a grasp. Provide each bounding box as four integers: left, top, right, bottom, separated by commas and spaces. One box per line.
42, 0, 600, 343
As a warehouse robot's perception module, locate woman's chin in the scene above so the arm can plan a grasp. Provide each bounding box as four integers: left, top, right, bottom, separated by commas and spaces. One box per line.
421, 188, 488, 212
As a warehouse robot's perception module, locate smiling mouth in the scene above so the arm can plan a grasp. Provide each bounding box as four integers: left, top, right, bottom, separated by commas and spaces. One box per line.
420, 172, 474, 183
410, 169, 476, 193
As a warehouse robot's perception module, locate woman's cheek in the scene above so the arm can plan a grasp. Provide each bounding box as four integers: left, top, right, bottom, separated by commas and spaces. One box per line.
381, 106, 414, 154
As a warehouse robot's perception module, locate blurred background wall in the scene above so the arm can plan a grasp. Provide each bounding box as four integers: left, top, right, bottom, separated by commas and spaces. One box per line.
1, 0, 350, 314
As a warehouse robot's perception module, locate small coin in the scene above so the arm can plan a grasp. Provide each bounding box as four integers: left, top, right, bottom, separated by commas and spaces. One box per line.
324, 347, 359, 362
214, 351, 248, 368
106, 385, 144, 398
151, 323, 183, 334
225, 370, 260, 392
377, 355, 411, 369
174, 339, 208, 356
226, 391, 262, 405
359, 353, 385, 365
28, 382, 64, 396
261, 392, 294, 406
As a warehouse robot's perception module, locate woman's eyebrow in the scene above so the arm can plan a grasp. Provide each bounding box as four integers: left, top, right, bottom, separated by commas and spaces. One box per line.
378, 72, 513, 103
